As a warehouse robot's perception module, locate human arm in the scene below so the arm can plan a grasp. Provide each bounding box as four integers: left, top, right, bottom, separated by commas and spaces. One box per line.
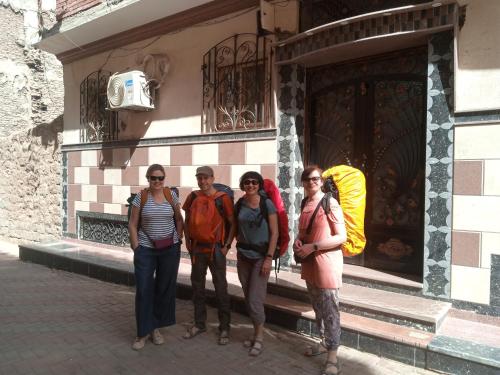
261, 211, 278, 275
182, 195, 192, 251
128, 204, 140, 251
220, 195, 236, 256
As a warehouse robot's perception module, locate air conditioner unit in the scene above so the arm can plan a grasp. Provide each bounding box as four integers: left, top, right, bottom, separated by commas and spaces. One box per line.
107, 70, 154, 111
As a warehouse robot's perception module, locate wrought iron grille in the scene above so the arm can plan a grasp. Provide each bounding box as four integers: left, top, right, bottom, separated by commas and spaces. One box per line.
79, 215, 129, 247
80, 70, 118, 142
202, 34, 274, 133
299, 0, 430, 31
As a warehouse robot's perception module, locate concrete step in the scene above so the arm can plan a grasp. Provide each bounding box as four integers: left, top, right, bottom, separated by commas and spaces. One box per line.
17, 241, 500, 375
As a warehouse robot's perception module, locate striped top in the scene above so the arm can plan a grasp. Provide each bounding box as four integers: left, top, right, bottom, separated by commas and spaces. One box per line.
132, 190, 180, 248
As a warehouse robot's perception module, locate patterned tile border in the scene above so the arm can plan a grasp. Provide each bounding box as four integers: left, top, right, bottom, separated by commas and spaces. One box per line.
277, 64, 306, 264
276, 3, 457, 64
423, 31, 454, 299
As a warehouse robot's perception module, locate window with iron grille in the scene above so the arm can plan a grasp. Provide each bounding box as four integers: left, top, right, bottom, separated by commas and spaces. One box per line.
80, 70, 118, 142
202, 34, 274, 133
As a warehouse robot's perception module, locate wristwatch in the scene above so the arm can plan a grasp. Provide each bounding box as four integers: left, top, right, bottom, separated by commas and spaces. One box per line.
313, 243, 319, 251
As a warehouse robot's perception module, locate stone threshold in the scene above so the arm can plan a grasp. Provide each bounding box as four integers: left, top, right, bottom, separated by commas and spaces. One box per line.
18, 241, 500, 375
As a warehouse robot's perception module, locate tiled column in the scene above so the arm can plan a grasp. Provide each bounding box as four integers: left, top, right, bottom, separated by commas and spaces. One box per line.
277, 64, 306, 263
424, 31, 455, 298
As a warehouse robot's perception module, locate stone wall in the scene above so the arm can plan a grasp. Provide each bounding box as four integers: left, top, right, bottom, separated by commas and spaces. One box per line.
0, 0, 64, 243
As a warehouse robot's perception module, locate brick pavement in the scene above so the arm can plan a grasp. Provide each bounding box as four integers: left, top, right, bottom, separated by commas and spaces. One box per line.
0, 252, 437, 375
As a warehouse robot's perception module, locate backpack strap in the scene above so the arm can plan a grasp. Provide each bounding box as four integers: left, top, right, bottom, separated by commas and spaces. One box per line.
163, 187, 174, 206
300, 197, 308, 212
213, 191, 226, 218
305, 196, 326, 235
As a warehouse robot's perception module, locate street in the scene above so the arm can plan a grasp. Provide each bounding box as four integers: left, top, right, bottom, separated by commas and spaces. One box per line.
0, 252, 436, 375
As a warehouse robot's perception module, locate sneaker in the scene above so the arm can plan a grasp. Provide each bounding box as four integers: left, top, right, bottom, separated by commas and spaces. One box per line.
151, 329, 164, 345
132, 335, 149, 350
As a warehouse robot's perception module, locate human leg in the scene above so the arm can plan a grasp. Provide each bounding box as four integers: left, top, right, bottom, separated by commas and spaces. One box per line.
133, 246, 157, 346
190, 252, 209, 331
208, 246, 231, 334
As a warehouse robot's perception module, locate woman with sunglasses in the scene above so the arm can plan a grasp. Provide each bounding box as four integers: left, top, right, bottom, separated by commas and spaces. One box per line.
294, 166, 347, 375
233, 171, 278, 356
128, 164, 183, 350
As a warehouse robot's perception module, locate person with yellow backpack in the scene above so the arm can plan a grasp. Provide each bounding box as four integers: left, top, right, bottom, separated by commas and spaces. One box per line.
182, 166, 236, 345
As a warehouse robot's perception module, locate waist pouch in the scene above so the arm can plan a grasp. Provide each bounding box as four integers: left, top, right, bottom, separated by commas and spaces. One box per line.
153, 236, 174, 250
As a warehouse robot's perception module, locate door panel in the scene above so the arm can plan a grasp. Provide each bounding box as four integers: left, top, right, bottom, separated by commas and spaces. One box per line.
309, 67, 426, 276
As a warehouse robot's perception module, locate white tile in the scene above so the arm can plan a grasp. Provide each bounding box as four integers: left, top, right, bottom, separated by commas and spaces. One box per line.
104, 168, 122, 185
113, 148, 130, 167
455, 124, 500, 159
180, 166, 200, 188
138, 166, 150, 186
81, 185, 97, 202
451, 265, 490, 304
74, 201, 89, 213
230, 165, 261, 189
112, 185, 131, 205
74, 167, 89, 184
148, 146, 171, 166
104, 203, 122, 215
81, 150, 97, 167
481, 232, 500, 268
484, 160, 500, 195
246, 140, 277, 164
192, 144, 219, 165
453, 195, 500, 232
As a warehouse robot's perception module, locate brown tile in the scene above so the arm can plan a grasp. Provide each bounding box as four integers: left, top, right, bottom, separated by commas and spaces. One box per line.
122, 205, 129, 216
453, 160, 483, 195
89, 202, 104, 213
177, 187, 194, 205
219, 142, 246, 165
131, 186, 144, 194
451, 231, 481, 267
67, 200, 75, 218
212, 165, 231, 186
164, 166, 181, 187
67, 184, 81, 203
67, 151, 81, 168
97, 185, 113, 204
97, 148, 113, 168
261, 165, 277, 181
234, 189, 245, 202
122, 166, 139, 186
170, 145, 192, 166
68, 167, 75, 184
89, 167, 104, 185
129, 147, 149, 166
67, 218, 76, 234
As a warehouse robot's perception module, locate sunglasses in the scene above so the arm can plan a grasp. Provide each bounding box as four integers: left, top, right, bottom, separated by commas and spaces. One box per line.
148, 176, 165, 182
302, 176, 321, 183
243, 179, 259, 186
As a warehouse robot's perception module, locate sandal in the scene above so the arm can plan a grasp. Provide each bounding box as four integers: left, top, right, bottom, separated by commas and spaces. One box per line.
248, 340, 263, 357
243, 338, 253, 348
304, 342, 327, 357
182, 325, 206, 339
321, 360, 341, 375
218, 330, 229, 345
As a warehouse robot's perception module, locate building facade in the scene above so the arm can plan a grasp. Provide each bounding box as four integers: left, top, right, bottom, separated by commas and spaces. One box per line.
37, 0, 499, 319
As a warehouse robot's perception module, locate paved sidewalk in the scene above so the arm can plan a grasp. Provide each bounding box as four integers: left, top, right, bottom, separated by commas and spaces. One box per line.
0, 252, 436, 375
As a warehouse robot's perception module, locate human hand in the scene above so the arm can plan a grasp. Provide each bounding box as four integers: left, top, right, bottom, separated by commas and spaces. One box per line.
220, 245, 229, 256
294, 243, 315, 259
260, 257, 272, 275
293, 238, 303, 250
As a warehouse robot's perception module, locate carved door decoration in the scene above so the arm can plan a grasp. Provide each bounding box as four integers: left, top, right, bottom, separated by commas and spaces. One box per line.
309, 51, 426, 276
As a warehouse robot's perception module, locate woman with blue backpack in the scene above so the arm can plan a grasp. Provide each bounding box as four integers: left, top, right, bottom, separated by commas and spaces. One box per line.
233, 171, 279, 357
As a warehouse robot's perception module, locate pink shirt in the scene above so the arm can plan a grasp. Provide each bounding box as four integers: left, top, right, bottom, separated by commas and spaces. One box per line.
299, 195, 344, 289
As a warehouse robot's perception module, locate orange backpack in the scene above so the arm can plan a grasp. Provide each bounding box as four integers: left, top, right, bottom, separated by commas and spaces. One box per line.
187, 191, 227, 250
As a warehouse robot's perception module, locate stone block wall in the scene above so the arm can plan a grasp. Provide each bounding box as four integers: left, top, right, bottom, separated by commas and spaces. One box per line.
0, 1, 64, 243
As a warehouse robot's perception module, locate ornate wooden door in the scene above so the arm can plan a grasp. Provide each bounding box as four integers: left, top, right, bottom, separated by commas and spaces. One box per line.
309, 63, 426, 276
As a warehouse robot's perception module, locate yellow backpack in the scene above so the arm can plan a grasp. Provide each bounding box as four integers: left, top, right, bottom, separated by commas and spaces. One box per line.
322, 165, 366, 257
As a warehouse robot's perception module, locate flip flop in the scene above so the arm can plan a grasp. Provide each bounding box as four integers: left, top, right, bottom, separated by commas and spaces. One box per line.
182, 326, 206, 339
321, 360, 341, 375
218, 330, 229, 345
304, 342, 328, 357
249, 340, 263, 357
